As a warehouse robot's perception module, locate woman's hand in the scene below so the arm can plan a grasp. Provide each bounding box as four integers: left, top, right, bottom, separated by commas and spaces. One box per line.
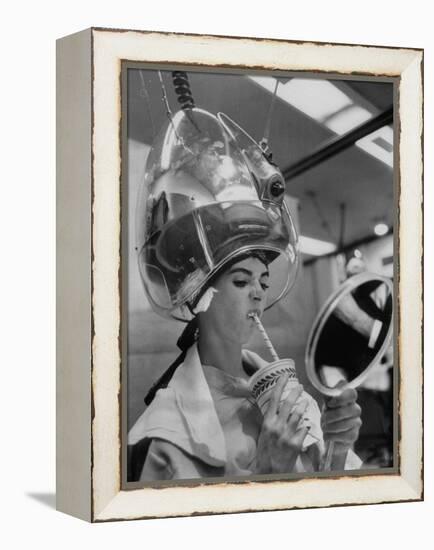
256, 373, 310, 474
321, 386, 362, 469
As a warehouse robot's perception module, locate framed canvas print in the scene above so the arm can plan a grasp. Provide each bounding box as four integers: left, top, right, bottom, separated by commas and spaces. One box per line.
56, 27, 423, 522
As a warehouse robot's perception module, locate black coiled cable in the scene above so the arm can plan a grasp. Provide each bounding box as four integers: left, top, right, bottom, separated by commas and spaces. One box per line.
172, 71, 195, 110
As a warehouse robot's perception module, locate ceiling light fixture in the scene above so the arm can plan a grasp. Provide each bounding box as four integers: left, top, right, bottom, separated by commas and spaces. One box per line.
299, 235, 337, 256
325, 105, 373, 134
357, 126, 394, 168
374, 223, 389, 236
250, 76, 352, 122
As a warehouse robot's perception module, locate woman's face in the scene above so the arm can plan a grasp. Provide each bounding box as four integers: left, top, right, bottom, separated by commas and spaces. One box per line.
200, 256, 270, 345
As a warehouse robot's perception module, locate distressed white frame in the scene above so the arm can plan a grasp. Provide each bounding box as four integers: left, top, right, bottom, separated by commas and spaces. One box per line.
57, 28, 423, 522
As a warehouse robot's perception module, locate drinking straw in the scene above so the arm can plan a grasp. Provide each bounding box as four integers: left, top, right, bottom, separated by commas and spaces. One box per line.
251, 313, 280, 362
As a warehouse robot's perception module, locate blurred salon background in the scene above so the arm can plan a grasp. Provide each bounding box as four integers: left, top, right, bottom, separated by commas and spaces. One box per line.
125, 69, 395, 468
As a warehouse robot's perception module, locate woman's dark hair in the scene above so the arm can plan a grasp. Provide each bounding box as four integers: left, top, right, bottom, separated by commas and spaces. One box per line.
188, 249, 275, 312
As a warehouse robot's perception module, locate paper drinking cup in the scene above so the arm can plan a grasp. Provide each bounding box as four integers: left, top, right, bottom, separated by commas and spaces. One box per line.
249, 359, 299, 415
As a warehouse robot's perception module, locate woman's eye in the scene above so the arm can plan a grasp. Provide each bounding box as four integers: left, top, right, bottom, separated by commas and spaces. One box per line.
232, 280, 269, 290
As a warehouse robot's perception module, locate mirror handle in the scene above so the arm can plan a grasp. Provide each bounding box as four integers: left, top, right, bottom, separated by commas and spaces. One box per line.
323, 441, 335, 471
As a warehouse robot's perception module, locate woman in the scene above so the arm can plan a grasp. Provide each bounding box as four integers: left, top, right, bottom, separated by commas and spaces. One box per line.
128, 106, 362, 480
129, 252, 362, 479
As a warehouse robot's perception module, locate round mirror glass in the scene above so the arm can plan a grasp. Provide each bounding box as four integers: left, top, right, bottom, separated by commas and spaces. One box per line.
305, 272, 393, 396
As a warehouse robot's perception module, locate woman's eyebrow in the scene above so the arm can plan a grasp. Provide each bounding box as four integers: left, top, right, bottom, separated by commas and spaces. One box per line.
228, 267, 270, 277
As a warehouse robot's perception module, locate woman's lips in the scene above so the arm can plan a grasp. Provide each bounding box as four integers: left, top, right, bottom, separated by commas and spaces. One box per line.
247, 309, 261, 319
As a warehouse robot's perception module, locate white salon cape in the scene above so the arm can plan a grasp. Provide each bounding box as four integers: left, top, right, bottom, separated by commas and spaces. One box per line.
128, 344, 362, 480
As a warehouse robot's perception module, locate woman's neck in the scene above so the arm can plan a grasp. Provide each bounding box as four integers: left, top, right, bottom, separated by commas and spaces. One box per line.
197, 324, 245, 379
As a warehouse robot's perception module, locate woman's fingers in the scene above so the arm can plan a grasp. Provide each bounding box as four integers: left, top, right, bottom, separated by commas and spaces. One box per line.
323, 416, 362, 435
327, 387, 358, 409
287, 425, 310, 450
265, 372, 290, 418
285, 398, 309, 430
277, 385, 304, 420
258, 379, 312, 473
322, 403, 362, 425
321, 385, 362, 449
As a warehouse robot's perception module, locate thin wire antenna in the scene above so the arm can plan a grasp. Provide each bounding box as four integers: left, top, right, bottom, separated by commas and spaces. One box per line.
259, 79, 280, 157
138, 70, 156, 140
306, 190, 336, 243
338, 202, 347, 249
263, 79, 279, 144
158, 71, 176, 131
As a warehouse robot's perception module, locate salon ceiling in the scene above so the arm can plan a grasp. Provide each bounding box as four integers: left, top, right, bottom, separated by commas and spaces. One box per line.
127, 69, 394, 256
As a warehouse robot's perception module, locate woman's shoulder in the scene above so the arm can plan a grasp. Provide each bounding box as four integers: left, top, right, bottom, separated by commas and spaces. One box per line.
128, 363, 228, 469
128, 387, 179, 446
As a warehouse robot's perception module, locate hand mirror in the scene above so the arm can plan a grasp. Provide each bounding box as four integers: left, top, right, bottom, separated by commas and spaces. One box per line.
305, 271, 393, 470
305, 271, 393, 398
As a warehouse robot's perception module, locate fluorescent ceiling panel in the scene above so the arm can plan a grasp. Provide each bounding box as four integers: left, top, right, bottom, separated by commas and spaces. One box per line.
299, 235, 337, 256
250, 76, 352, 121
356, 126, 394, 168
325, 105, 373, 134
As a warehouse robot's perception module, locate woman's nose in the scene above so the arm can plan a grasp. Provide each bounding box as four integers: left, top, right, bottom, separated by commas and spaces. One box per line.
250, 281, 265, 301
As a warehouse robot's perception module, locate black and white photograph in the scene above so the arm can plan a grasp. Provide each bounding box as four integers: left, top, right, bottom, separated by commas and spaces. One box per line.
124, 66, 395, 484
